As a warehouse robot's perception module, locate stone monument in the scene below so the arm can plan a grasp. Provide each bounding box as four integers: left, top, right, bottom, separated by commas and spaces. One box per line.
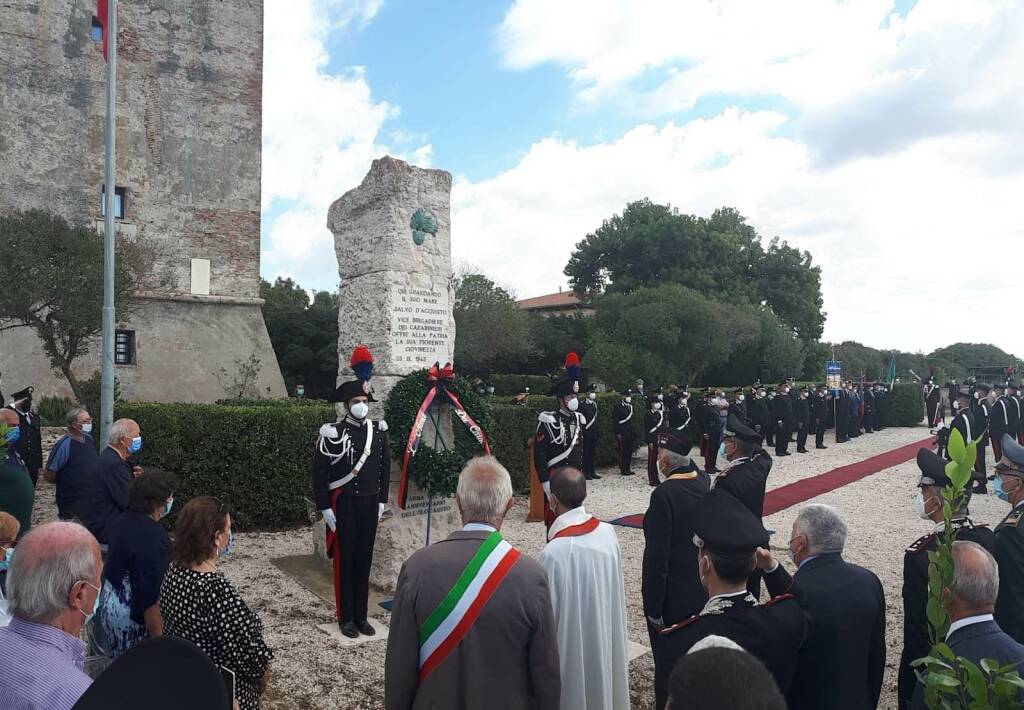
326, 156, 461, 592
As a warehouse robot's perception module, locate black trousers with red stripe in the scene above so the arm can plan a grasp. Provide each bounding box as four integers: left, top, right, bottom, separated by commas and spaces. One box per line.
330, 492, 379, 623
616, 432, 635, 474
647, 443, 659, 486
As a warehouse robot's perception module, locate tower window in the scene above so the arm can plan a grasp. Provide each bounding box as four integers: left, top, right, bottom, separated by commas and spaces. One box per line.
114, 330, 135, 365
101, 186, 127, 220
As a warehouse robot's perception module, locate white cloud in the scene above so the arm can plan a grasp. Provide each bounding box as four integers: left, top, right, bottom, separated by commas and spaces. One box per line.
261, 0, 429, 291
451, 108, 1024, 355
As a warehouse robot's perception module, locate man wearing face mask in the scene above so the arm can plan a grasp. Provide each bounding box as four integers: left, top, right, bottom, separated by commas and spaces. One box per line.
793, 387, 810, 454
612, 390, 637, 477
971, 383, 992, 493
862, 382, 875, 434
873, 382, 887, 431
533, 353, 585, 530
772, 383, 794, 456
810, 386, 829, 450
728, 388, 749, 427
747, 384, 768, 440
645, 393, 669, 486
643, 431, 710, 710
835, 382, 850, 443
992, 434, 1024, 643
712, 415, 773, 599
44, 408, 99, 522
5, 387, 43, 486
990, 383, 1012, 468
0, 408, 34, 540
657, 489, 810, 706
312, 346, 390, 638
947, 390, 978, 464
1004, 382, 1021, 446
758, 505, 886, 710
82, 418, 143, 547
578, 386, 601, 481
897, 448, 995, 709
696, 389, 723, 475
667, 385, 692, 437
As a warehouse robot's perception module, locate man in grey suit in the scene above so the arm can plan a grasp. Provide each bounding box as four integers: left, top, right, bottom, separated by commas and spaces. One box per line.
912, 540, 1024, 708
385, 456, 560, 710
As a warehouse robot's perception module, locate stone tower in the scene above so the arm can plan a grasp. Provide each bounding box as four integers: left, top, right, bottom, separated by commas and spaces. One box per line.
0, 1, 285, 401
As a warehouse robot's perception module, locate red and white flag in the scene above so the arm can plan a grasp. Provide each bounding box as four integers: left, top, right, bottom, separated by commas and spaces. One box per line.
95, 0, 113, 61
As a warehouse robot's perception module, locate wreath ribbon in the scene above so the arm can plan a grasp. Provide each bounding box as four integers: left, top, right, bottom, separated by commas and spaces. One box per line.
397, 362, 491, 509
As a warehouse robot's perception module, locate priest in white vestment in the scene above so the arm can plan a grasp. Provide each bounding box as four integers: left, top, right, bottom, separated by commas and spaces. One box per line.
538, 466, 630, 710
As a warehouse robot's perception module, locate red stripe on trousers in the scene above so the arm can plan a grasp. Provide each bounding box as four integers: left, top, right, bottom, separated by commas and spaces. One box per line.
328, 488, 344, 620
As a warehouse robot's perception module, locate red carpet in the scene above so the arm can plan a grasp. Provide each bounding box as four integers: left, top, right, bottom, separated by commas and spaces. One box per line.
606, 436, 935, 529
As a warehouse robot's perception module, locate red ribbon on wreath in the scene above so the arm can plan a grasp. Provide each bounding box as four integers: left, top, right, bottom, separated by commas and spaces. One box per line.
397, 362, 491, 509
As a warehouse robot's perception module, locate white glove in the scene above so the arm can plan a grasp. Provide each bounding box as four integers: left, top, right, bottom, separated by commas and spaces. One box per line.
378, 503, 386, 520
543, 481, 551, 497
321, 508, 336, 532
647, 616, 665, 628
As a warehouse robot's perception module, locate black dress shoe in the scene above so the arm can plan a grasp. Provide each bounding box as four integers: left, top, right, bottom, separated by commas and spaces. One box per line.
972, 484, 988, 495
797, 449, 808, 454
591, 472, 602, 480
339, 621, 359, 638
816, 445, 828, 449
355, 620, 376, 636
622, 470, 636, 476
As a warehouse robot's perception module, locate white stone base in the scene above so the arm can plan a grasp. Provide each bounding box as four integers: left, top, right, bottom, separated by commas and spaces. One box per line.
317, 618, 389, 646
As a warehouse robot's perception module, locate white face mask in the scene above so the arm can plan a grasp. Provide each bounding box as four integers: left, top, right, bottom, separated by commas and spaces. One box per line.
625, 397, 632, 404
914, 489, 936, 520
588, 393, 596, 401
566, 397, 579, 412
654, 402, 663, 411
81, 422, 93, 434
349, 401, 369, 420
737, 395, 745, 403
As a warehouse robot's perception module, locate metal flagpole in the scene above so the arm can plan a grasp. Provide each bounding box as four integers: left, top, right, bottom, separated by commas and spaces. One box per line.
100, 0, 118, 443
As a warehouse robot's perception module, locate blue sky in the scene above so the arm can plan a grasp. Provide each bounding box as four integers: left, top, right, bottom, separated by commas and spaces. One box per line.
260, 0, 1024, 355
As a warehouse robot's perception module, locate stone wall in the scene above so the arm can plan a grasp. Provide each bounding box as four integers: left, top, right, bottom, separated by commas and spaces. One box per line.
0, 1, 285, 401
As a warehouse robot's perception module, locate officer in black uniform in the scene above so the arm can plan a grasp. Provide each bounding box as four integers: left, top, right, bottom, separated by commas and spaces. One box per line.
990, 383, 1012, 465
312, 368, 390, 638
897, 448, 995, 709
747, 383, 768, 440
578, 385, 601, 481
645, 393, 669, 486
872, 383, 886, 431
992, 435, 1024, 644
946, 390, 978, 462
835, 382, 850, 443
810, 386, 829, 450
6, 386, 42, 486
612, 390, 636, 476
696, 389, 723, 474
1005, 382, 1022, 446
764, 388, 777, 448
642, 430, 711, 710
925, 377, 942, 429
793, 386, 810, 454
657, 489, 810, 709
946, 379, 961, 413
1015, 385, 1024, 446
533, 370, 585, 529
772, 383, 794, 456
667, 386, 692, 440
972, 383, 992, 493
728, 388, 749, 427
862, 383, 875, 433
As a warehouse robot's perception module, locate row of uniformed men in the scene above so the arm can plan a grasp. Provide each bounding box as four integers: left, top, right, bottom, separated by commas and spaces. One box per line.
939, 380, 1024, 492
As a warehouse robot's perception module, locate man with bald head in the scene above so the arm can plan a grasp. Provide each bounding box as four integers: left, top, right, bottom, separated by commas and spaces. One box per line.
82, 418, 143, 545
0, 407, 34, 537
539, 467, 629, 710
385, 456, 559, 710
0, 522, 101, 708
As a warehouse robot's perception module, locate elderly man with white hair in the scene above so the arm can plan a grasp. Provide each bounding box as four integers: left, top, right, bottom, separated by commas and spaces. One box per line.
757, 503, 886, 710
0, 521, 101, 709
385, 456, 560, 710
81, 418, 144, 545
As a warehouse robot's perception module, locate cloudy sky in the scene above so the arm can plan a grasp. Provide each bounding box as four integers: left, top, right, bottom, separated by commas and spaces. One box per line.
260, 0, 1024, 356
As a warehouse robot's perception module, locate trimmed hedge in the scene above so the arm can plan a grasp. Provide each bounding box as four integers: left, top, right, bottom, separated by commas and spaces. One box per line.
488, 374, 552, 396
885, 383, 924, 427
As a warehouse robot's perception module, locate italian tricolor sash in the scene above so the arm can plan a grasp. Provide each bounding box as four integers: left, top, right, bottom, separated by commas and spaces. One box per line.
550, 516, 600, 540
417, 532, 520, 682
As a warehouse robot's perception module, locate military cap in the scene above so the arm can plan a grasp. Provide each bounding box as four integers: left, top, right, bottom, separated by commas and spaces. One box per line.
549, 375, 579, 398
975, 382, 992, 393
647, 392, 662, 406
693, 489, 769, 555
723, 413, 763, 444
997, 435, 1024, 475
9, 386, 33, 401
752, 381, 763, 389
1007, 382, 1018, 391
329, 379, 376, 403
955, 388, 973, 400
702, 387, 713, 396
657, 429, 693, 457
916, 448, 955, 488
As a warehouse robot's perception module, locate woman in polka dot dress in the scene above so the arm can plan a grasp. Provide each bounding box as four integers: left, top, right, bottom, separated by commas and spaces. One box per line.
160, 497, 273, 710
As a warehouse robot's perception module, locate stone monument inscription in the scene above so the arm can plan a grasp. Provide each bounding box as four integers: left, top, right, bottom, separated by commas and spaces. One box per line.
391, 286, 451, 367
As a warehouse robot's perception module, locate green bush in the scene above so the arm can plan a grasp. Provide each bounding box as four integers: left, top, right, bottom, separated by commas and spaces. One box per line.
115, 401, 336, 530
488, 374, 551, 396
214, 397, 331, 408
885, 382, 924, 427
38, 396, 75, 427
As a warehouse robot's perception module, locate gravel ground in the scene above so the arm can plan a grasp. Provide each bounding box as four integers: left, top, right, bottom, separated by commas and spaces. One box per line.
27, 425, 1015, 709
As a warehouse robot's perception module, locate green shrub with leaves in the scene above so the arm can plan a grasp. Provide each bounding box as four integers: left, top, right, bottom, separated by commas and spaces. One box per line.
887, 383, 925, 427
912, 428, 1024, 708
38, 396, 75, 427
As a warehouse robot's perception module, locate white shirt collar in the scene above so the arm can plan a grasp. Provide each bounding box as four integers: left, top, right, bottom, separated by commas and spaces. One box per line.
946, 613, 994, 641
462, 523, 497, 533
546, 506, 590, 541
708, 589, 749, 603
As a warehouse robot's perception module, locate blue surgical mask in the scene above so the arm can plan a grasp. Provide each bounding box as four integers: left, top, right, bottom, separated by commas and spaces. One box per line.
218, 530, 234, 559
162, 498, 174, 519
995, 476, 1009, 502
4, 427, 21, 446
128, 436, 142, 454
718, 442, 727, 459
0, 547, 13, 572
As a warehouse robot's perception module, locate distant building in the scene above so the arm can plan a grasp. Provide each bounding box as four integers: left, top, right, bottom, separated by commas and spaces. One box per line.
516, 290, 595, 318
0, 1, 285, 402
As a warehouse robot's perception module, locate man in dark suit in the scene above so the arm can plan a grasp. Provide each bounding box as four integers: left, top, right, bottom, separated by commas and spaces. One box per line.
835, 382, 851, 443
911, 540, 1024, 708
385, 456, 560, 710
993, 434, 1024, 643
772, 383, 794, 456
5, 386, 42, 486
898, 448, 996, 710
642, 430, 711, 710
759, 504, 885, 710
972, 383, 992, 493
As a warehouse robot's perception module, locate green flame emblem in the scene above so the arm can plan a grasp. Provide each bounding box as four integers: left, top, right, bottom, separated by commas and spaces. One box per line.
410, 209, 438, 246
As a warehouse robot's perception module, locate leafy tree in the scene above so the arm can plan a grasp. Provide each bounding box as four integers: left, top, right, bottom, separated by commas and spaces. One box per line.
260, 278, 339, 399
587, 284, 758, 388
706, 308, 806, 386
452, 271, 530, 376
0, 209, 146, 401
564, 200, 824, 341
929, 343, 1019, 372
